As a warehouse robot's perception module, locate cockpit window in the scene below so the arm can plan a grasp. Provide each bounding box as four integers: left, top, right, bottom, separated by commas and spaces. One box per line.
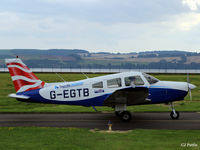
107, 78, 122, 88
125, 76, 144, 86
143, 73, 159, 84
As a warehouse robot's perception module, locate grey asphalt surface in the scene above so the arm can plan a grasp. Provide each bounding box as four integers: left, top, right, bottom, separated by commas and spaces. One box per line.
0, 112, 199, 130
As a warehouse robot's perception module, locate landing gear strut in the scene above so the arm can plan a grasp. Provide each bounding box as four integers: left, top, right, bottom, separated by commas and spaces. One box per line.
115, 105, 132, 122
169, 102, 179, 120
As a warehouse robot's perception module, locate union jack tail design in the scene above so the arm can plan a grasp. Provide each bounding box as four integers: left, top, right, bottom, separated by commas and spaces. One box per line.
5, 58, 45, 93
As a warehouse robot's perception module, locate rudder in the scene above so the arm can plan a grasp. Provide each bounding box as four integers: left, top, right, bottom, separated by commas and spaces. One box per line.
5, 58, 45, 93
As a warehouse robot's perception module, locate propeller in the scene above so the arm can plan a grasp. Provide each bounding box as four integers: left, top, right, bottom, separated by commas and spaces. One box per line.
187, 73, 191, 100
186, 73, 196, 101
187, 73, 192, 100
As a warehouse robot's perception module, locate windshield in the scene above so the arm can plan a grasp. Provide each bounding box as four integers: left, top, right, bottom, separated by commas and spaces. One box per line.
142, 73, 159, 84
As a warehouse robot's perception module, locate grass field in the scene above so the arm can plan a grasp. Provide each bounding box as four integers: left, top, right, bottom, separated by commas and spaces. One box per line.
0, 74, 200, 150
0, 127, 199, 150
0, 73, 200, 112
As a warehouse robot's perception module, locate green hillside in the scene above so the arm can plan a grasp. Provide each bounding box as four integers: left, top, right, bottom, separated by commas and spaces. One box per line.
0, 49, 200, 69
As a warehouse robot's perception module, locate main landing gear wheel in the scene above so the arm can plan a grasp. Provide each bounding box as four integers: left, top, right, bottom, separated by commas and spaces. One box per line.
170, 110, 179, 120
116, 111, 132, 122
115, 111, 122, 117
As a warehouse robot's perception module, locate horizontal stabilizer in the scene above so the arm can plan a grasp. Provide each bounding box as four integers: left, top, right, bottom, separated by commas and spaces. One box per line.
8, 94, 30, 99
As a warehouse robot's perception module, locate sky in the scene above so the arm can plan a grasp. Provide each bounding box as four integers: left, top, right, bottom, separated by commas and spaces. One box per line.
0, 0, 200, 53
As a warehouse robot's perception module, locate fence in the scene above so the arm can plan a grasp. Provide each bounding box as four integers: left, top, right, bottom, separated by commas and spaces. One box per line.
1, 68, 200, 74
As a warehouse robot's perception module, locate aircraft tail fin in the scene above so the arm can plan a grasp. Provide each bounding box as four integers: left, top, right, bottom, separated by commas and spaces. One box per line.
5, 58, 45, 93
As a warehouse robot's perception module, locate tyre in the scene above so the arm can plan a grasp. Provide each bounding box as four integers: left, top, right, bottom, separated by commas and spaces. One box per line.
170, 111, 179, 120
120, 111, 132, 122
115, 111, 122, 117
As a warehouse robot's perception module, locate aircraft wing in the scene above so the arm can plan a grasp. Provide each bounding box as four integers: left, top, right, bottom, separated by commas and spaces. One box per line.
103, 86, 149, 107
8, 94, 30, 99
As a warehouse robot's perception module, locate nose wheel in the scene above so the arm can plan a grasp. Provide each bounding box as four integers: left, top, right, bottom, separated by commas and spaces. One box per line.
170, 110, 179, 119
170, 102, 179, 120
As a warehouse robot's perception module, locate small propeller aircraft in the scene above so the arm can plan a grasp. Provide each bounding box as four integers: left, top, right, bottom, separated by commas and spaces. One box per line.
5, 58, 196, 122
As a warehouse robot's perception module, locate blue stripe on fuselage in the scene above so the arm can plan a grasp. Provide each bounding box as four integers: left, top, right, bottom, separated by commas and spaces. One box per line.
17, 87, 188, 106
17, 89, 111, 106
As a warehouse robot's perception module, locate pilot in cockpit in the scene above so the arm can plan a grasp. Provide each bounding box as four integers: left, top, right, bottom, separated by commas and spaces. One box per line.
129, 76, 136, 88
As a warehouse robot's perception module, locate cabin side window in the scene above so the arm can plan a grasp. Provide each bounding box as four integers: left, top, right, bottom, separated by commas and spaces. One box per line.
92, 81, 103, 88
125, 76, 144, 86
107, 78, 122, 88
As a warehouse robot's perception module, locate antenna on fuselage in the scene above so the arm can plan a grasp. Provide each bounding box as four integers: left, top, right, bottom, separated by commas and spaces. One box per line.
81, 72, 89, 79
55, 73, 66, 82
